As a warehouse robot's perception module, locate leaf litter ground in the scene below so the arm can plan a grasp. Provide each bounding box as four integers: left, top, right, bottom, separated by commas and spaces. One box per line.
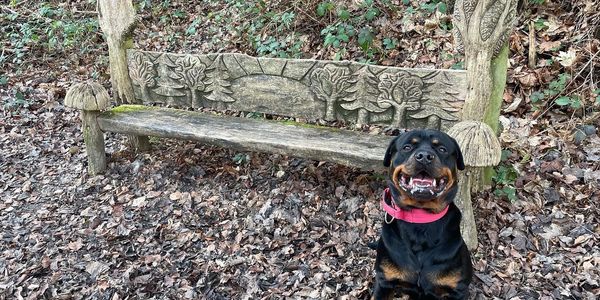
1, 1, 599, 299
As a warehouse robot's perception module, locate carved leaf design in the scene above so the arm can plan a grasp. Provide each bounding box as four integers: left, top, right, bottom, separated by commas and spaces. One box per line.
480, 0, 504, 42
170, 56, 207, 91
205, 56, 235, 103
410, 104, 460, 121
453, 0, 517, 57
129, 52, 157, 88
463, 0, 476, 22
341, 67, 386, 113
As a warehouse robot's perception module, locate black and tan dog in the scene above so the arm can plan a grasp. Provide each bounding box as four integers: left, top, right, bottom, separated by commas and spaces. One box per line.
372, 129, 472, 300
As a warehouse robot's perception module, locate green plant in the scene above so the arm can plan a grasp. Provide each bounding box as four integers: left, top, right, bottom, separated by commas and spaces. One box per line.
321, 23, 355, 49
1, 2, 99, 65
419, 0, 447, 14
594, 89, 600, 105
530, 73, 583, 111
317, 1, 335, 17
233, 153, 250, 165
357, 27, 375, 51
3, 90, 30, 113
528, 0, 545, 4
383, 38, 398, 50
533, 17, 548, 30
530, 91, 545, 110
492, 150, 519, 202
555, 95, 582, 109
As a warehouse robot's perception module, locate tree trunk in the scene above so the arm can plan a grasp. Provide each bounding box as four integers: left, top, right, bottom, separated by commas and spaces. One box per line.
391, 106, 406, 128
357, 108, 368, 125
325, 98, 336, 121
462, 50, 492, 122
427, 115, 440, 129
191, 89, 201, 108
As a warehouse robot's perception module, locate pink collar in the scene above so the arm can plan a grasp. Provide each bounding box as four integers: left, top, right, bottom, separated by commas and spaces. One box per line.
381, 188, 449, 224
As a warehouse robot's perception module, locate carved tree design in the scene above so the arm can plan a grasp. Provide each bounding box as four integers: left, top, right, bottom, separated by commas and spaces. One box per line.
168, 55, 207, 106
310, 64, 355, 121
376, 71, 425, 128
128, 52, 157, 103
410, 99, 460, 129
453, 0, 517, 122
205, 55, 235, 105
152, 79, 186, 107
340, 66, 386, 125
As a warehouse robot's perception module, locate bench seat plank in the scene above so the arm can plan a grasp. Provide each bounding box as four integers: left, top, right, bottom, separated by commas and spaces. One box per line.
98, 105, 391, 170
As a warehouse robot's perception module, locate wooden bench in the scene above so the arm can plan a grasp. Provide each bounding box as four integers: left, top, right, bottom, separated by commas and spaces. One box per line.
65, 0, 517, 250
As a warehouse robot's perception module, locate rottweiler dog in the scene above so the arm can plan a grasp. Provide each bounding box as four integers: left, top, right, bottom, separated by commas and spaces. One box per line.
371, 129, 472, 300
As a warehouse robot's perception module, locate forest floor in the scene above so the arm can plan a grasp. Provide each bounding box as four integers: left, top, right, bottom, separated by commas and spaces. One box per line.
1, 1, 599, 299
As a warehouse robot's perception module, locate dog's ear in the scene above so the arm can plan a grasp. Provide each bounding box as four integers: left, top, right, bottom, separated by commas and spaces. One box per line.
451, 137, 465, 171
383, 135, 401, 167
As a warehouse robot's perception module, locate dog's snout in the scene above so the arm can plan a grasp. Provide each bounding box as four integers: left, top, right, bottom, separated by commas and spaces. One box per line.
415, 150, 435, 164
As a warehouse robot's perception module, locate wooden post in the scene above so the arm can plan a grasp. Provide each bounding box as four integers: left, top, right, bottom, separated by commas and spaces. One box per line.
450, 0, 517, 250
453, 0, 517, 125
64, 83, 111, 175
97, 0, 150, 151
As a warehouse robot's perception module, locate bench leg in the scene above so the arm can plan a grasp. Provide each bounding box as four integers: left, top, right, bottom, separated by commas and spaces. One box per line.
127, 134, 151, 152
81, 111, 107, 175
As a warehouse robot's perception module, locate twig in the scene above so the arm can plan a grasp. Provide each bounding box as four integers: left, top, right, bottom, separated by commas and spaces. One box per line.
0, 5, 18, 15
528, 21, 536, 69
293, 3, 327, 27
73, 10, 98, 15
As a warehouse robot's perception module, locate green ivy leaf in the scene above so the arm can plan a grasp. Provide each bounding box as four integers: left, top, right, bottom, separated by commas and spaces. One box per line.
338, 8, 350, 20
530, 91, 545, 103
554, 96, 571, 106
437, 2, 447, 14
358, 27, 374, 50
365, 8, 379, 21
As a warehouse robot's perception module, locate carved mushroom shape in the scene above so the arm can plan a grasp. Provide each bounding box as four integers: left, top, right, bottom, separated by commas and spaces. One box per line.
64, 82, 111, 175
447, 120, 501, 250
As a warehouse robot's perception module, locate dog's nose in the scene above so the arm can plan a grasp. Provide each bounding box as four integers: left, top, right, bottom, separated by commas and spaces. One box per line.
415, 150, 435, 164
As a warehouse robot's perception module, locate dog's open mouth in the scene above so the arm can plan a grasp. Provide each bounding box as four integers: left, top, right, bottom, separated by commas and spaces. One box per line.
397, 171, 448, 198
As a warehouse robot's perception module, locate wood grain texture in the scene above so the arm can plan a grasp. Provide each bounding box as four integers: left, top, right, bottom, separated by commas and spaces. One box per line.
82, 111, 106, 175
453, 0, 517, 122
64, 82, 110, 111
97, 105, 392, 170
126, 50, 467, 131
98, 0, 151, 151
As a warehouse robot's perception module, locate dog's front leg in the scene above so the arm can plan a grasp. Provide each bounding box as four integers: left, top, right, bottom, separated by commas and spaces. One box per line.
371, 276, 395, 300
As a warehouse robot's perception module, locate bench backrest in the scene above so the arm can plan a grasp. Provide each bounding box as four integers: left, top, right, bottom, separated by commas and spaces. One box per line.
127, 50, 466, 131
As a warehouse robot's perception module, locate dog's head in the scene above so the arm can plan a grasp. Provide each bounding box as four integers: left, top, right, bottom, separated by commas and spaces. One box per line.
383, 129, 464, 213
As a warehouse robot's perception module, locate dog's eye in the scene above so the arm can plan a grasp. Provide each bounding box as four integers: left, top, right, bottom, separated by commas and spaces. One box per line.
402, 144, 413, 151
438, 146, 447, 153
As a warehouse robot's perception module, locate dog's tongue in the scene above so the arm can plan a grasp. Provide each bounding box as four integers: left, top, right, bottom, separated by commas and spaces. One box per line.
412, 175, 434, 187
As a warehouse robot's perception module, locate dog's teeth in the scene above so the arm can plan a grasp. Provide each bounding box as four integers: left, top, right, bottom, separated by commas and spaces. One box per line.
433, 179, 437, 187
409, 177, 413, 186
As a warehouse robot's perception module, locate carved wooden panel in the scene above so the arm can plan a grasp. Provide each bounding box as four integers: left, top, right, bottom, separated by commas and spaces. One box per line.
453, 0, 518, 57
127, 50, 467, 130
